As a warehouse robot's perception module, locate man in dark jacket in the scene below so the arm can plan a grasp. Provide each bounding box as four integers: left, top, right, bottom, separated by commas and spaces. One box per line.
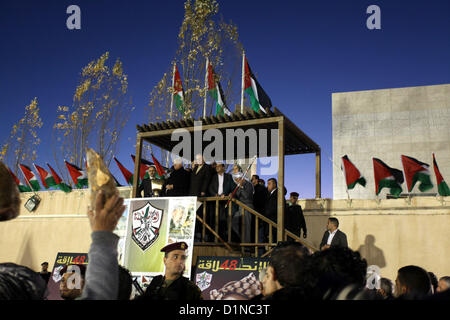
264, 178, 278, 223
207, 162, 235, 239
189, 154, 212, 197
320, 217, 348, 250
285, 192, 307, 238
208, 162, 235, 197
257, 178, 278, 255
232, 172, 254, 244
163, 158, 190, 197
137, 166, 164, 197
135, 242, 202, 301
252, 175, 268, 215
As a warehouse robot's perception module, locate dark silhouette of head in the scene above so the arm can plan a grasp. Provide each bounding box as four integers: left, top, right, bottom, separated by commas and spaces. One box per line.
0, 263, 47, 300
298, 247, 368, 299
395, 265, 431, 299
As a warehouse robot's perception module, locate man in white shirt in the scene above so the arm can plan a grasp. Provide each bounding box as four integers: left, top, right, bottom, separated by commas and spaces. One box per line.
319, 217, 348, 250
207, 162, 235, 239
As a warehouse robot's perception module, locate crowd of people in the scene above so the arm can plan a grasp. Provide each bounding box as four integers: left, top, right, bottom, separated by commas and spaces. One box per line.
137, 154, 308, 246
1, 159, 449, 301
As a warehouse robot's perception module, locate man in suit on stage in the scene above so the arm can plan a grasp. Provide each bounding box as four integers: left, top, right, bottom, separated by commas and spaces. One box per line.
137, 165, 164, 197
285, 192, 307, 239
189, 154, 212, 241
257, 178, 279, 255
207, 162, 235, 239
163, 158, 190, 197
232, 172, 254, 245
189, 154, 212, 197
252, 174, 268, 216
320, 217, 348, 250
264, 178, 279, 223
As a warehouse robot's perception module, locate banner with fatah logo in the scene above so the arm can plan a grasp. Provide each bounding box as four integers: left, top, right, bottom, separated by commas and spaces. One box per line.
120, 197, 198, 279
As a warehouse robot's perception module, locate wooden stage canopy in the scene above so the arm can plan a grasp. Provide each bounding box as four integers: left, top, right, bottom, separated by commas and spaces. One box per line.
132, 107, 321, 241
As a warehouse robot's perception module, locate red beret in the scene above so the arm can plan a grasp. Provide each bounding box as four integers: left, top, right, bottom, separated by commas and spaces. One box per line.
161, 242, 188, 253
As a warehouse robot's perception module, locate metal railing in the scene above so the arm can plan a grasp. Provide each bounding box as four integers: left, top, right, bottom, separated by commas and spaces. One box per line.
196, 196, 319, 257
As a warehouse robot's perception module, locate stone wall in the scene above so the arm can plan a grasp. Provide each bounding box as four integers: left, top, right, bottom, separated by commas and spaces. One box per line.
298, 196, 450, 280
1, 188, 449, 282
332, 83, 450, 199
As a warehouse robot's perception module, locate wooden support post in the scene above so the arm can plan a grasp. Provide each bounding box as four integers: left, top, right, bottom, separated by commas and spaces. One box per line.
132, 134, 143, 198
316, 150, 321, 199
277, 119, 285, 242
215, 199, 219, 243
255, 217, 259, 257
228, 203, 232, 243
202, 201, 207, 242
269, 226, 273, 245
241, 207, 245, 255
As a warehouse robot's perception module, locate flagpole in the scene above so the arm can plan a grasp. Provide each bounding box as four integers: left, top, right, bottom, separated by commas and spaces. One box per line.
169, 62, 175, 119
340, 163, 351, 201
240, 51, 245, 113
334, 157, 351, 200
203, 57, 209, 118
325, 153, 351, 200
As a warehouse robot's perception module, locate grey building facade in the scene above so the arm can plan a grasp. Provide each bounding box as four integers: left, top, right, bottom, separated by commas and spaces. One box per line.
332, 83, 450, 199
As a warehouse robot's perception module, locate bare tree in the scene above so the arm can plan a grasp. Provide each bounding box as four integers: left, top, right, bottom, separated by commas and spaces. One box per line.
146, 0, 244, 164
0, 97, 43, 175
53, 52, 134, 182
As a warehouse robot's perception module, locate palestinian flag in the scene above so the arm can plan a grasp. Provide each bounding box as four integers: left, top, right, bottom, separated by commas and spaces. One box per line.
33, 163, 57, 189
19, 164, 41, 191
401, 155, 433, 193
244, 56, 272, 113
207, 62, 232, 117
64, 160, 88, 188
8, 167, 31, 192
432, 153, 450, 196
341, 155, 366, 190
114, 156, 133, 185
131, 155, 153, 180
151, 153, 166, 178
47, 163, 72, 193
173, 64, 185, 115
373, 158, 404, 197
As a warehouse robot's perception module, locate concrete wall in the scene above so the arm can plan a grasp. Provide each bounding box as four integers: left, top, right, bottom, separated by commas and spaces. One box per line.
1, 188, 449, 283
298, 196, 450, 281
0, 187, 132, 273
332, 83, 450, 199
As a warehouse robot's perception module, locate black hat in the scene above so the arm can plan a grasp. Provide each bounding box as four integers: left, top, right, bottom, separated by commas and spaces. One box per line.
160, 242, 188, 254
290, 192, 299, 197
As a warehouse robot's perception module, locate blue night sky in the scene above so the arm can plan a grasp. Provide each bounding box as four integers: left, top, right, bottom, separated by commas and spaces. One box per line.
0, 0, 449, 199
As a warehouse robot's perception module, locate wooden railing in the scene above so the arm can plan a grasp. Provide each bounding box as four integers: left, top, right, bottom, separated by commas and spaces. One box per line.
196, 196, 319, 257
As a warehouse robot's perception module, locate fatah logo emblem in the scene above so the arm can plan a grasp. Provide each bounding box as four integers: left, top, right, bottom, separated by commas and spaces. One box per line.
196, 271, 212, 291
132, 202, 163, 251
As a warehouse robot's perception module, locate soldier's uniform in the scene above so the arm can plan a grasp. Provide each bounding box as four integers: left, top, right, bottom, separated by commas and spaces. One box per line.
135, 242, 202, 301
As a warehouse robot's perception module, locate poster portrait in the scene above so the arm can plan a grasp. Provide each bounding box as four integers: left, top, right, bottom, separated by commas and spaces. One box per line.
122, 197, 197, 279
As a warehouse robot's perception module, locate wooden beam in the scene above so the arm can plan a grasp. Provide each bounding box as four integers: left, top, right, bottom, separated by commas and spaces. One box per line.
132, 134, 143, 198
316, 150, 321, 199
277, 118, 285, 242
139, 116, 284, 139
